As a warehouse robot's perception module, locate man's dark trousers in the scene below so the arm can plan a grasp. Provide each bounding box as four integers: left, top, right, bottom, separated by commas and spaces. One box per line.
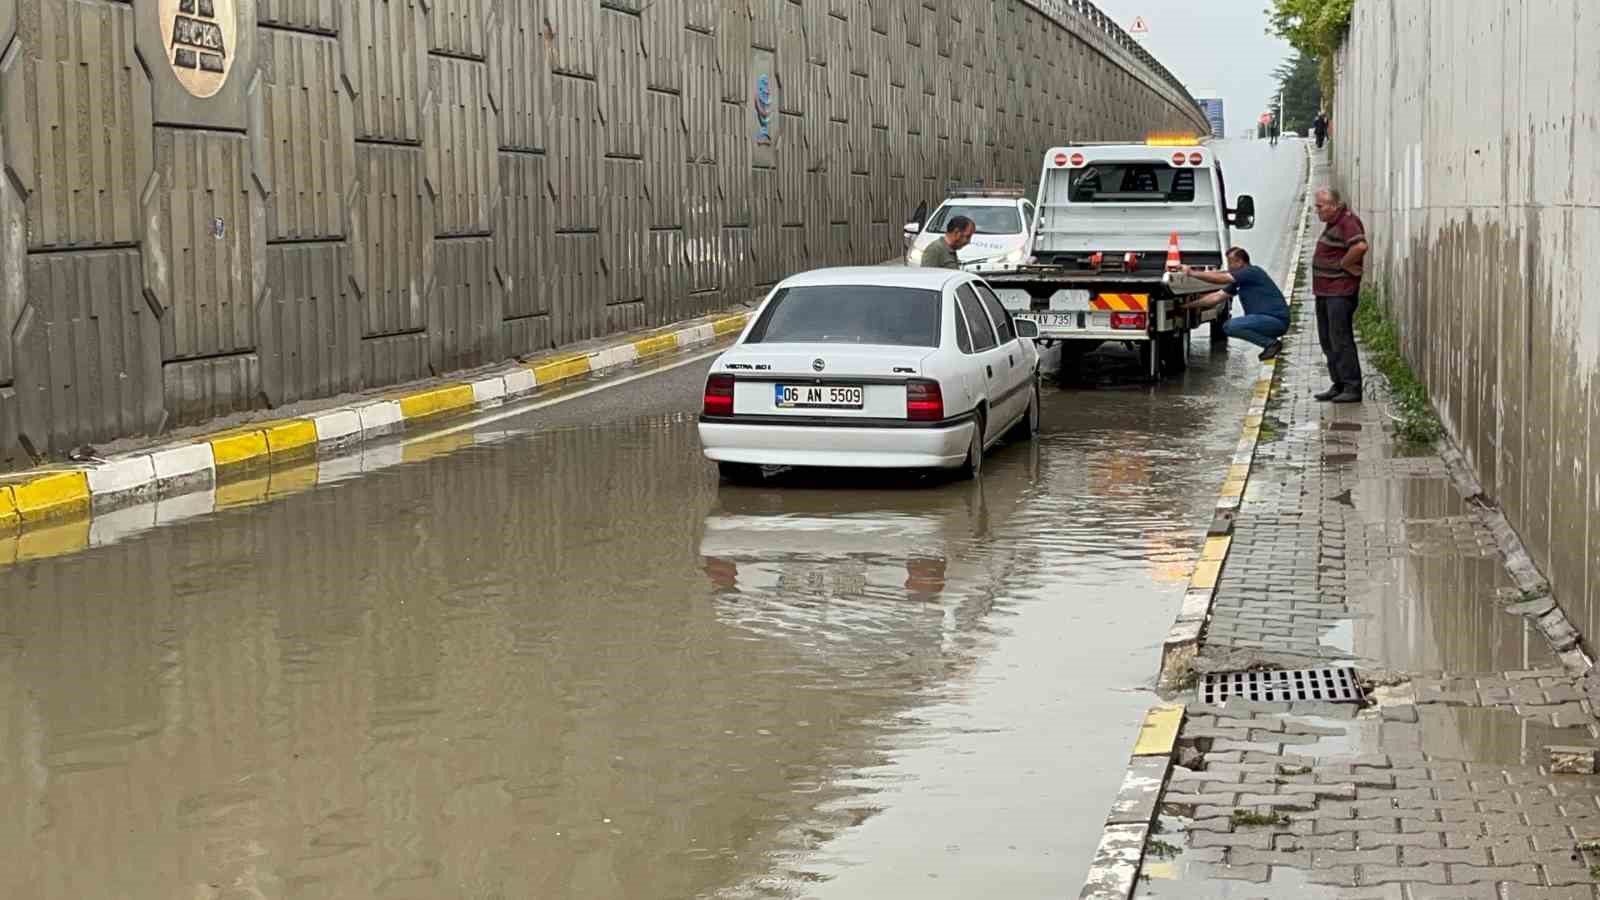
1315, 295, 1362, 393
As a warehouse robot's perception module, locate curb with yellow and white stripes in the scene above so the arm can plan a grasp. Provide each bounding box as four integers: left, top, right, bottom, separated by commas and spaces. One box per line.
1081, 143, 1316, 900
0, 312, 751, 546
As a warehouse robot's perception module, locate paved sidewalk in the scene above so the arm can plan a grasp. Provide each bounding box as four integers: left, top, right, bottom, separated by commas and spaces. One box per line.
1139, 152, 1600, 899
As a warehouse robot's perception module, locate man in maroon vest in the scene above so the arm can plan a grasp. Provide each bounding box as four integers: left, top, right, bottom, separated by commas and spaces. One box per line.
1311, 188, 1370, 403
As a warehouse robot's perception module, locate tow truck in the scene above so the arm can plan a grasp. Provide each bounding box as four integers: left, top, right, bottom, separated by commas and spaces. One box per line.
971, 137, 1257, 379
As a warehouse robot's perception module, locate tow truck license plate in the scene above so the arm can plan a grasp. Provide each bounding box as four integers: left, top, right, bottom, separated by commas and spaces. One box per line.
1018, 312, 1077, 329
776, 384, 864, 409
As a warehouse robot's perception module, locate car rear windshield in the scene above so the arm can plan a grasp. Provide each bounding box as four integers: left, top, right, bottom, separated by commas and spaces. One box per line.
746, 285, 942, 347
925, 204, 1023, 235
1068, 164, 1197, 203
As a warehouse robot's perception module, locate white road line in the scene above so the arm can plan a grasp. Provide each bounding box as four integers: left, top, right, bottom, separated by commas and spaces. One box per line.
401, 345, 728, 446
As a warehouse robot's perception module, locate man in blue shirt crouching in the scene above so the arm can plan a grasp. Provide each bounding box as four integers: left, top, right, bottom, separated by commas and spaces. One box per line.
1179, 247, 1290, 361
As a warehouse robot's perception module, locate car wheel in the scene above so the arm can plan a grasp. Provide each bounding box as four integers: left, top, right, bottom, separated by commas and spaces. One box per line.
957, 412, 985, 481
718, 462, 763, 485
1007, 378, 1040, 442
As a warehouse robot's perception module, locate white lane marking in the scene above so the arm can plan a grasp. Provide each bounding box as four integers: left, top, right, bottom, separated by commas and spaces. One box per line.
400, 345, 728, 446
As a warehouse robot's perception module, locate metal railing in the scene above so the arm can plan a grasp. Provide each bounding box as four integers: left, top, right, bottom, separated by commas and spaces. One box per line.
1023, 0, 1207, 120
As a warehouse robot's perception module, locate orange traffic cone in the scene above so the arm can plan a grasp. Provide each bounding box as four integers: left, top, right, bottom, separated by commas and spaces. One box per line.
1165, 232, 1182, 271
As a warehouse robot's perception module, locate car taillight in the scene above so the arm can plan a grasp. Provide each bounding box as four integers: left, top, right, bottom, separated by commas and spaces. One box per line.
906, 379, 944, 421
1110, 312, 1148, 330
703, 373, 735, 416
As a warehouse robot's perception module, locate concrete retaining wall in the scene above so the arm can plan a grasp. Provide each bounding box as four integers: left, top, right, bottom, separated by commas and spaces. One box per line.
0, 0, 1206, 470
1331, 0, 1600, 636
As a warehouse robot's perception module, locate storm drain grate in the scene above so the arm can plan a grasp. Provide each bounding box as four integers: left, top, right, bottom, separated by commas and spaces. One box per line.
1200, 667, 1364, 705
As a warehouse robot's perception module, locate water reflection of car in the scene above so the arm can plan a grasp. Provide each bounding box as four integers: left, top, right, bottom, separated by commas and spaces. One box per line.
903, 188, 1035, 268
698, 268, 1042, 484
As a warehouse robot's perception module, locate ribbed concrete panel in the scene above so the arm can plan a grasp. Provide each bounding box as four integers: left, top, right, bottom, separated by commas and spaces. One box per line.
260, 242, 360, 406
603, 159, 646, 305
685, 163, 718, 292
721, 227, 752, 303
606, 300, 645, 333
362, 332, 429, 387
355, 143, 432, 337
777, 1, 805, 115
718, 1, 751, 103
8, 0, 152, 250
426, 55, 496, 236
548, 0, 598, 78
503, 315, 552, 359
751, 0, 778, 50
149, 129, 262, 364
344, 0, 426, 142
684, 31, 719, 163
12, 250, 161, 457
429, 0, 487, 58
641, 0, 685, 92
718, 103, 752, 228
646, 91, 686, 230
549, 76, 602, 232
431, 237, 501, 372
600, 12, 645, 159
499, 153, 551, 320
551, 233, 603, 346
645, 229, 685, 326
163, 354, 264, 426
260, 28, 355, 242
496, 0, 548, 152
685, 0, 717, 32
260, 0, 340, 33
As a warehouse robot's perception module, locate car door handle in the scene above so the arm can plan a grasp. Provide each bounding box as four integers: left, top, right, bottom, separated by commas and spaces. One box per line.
986, 365, 993, 378
1008, 354, 1014, 366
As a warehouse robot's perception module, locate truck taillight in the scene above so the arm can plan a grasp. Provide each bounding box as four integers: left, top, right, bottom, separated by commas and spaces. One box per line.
906, 379, 944, 421
1189, 151, 1204, 165
703, 374, 735, 416
1053, 152, 1069, 167
1111, 312, 1148, 330
1171, 151, 1187, 166
1070, 152, 1085, 166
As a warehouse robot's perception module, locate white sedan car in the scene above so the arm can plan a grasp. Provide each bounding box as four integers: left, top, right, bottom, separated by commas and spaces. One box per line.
698, 267, 1042, 482
904, 196, 1035, 267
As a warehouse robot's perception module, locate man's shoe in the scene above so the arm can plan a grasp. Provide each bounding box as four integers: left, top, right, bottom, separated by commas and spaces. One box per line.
1331, 390, 1363, 404
1258, 340, 1283, 361
1314, 385, 1342, 401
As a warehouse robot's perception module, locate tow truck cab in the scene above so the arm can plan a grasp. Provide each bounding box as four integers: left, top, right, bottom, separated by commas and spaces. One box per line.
976, 138, 1256, 378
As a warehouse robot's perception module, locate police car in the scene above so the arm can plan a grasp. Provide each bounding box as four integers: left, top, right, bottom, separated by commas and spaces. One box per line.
904, 185, 1035, 268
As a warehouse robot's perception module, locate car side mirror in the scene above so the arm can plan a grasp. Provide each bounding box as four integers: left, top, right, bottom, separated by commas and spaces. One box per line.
1014, 318, 1040, 339
903, 222, 921, 236
1230, 195, 1256, 230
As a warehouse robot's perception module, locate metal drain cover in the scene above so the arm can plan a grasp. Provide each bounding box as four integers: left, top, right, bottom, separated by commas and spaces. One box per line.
1200, 667, 1364, 705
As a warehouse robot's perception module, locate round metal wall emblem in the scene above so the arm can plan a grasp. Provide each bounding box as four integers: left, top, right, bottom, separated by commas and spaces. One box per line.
161, 0, 236, 98
812, 358, 825, 372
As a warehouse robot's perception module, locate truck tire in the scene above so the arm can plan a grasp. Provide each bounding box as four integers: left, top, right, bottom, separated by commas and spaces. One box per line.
1210, 313, 1230, 344
1159, 332, 1189, 373
1056, 340, 1097, 376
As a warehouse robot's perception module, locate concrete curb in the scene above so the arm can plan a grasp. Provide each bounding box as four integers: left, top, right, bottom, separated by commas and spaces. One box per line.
1156, 142, 1317, 691
1080, 704, 1185, 899
0, 312, 751, 546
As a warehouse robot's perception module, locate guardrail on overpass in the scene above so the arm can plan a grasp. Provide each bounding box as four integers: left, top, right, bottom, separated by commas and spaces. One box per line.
0, 0, 1207, 471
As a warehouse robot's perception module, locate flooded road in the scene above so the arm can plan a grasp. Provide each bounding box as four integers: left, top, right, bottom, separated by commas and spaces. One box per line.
0, 142, 1307, 899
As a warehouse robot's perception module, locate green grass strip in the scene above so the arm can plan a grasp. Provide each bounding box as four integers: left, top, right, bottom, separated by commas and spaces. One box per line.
1355, 286, 1443, 447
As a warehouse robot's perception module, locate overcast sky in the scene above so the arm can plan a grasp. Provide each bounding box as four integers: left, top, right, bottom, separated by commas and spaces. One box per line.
1087, 0, 1295, 137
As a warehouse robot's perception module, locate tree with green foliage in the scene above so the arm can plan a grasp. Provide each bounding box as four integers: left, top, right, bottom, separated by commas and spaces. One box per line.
1272, 52, 1322, 135
1265, 0, 1353, 100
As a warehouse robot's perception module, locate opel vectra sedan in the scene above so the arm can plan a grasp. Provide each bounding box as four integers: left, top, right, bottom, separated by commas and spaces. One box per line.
697, 267, 1041, 482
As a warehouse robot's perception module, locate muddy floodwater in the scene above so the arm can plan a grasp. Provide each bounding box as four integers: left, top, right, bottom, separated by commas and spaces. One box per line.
0, 142, 1308, 899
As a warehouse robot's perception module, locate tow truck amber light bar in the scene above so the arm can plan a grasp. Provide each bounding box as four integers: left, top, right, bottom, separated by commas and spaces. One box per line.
1146, 134, 1203, 147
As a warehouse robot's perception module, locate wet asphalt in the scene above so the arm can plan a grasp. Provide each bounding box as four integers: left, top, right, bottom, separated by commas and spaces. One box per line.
0, 140, 1308, 899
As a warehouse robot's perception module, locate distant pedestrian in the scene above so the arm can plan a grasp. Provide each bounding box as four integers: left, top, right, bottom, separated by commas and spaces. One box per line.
1268, 115, 1280, 147
1311, 188, 1369, 403
920, 215, 974, 269
1179, 248, 1290, 361
1313, 113, 1329, 149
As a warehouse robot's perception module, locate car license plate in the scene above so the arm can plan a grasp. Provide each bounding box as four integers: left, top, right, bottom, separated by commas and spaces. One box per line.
775, 384, 864, 409
1018, 312, 1077, 330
